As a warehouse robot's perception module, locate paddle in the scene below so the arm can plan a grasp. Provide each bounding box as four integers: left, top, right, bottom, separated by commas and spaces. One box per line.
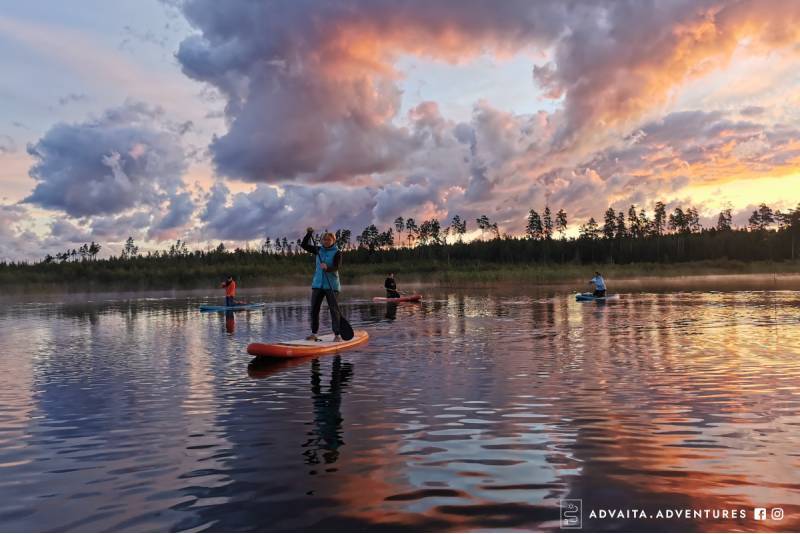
313, 235, 354, 341
384, 286, 403, 298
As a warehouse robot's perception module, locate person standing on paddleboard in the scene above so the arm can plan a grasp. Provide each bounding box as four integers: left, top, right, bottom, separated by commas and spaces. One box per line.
301, 228, 343, 342
589, 271, 607, 297
220, 275, 239, 306
385, 273, 401, 298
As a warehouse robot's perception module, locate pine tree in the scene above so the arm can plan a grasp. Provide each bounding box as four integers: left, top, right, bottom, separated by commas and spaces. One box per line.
716, 209, 732, 231
394, 217, 405, 247
653, 201, 667, 236
555, 209, 568, 239
579, 217, 600, 240
628, 205, 641, 238
543, 206, 553, 240
526, 210, 543, 240
615, 211, 627, 239
603, 207, 616, 239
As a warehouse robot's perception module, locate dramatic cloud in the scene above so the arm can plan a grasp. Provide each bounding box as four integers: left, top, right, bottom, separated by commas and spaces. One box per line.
25, 100, 187, 218
583, 110, 800, 189
175, 0, 800, 184
6, 0, 800, 259
175, 0, 572, 183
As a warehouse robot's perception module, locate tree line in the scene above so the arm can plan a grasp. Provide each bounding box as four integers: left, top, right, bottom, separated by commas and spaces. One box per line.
3, 201, 800, 290
36, 202, 794, 263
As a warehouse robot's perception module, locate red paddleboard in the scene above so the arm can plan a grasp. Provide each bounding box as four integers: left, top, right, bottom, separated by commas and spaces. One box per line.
372, 294, 422, 303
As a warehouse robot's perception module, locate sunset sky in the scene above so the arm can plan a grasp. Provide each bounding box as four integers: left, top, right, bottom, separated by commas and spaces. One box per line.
2, 0, 800, 259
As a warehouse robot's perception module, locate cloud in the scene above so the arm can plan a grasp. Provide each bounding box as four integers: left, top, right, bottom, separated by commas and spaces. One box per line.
48, 219, 96, 244
25, 100, 187, 218
200, 181, 377, 240
58, 93, 88, 106
119, 24, 170, 51
189, 92, 800, 240
741, 105, 766, 116
0, 134, 15, 155
7, 1, 800, 260
175, 0, 800, 185
90, 211, 153, 241
175, 0, 573, 183
148, 191, 196, 240
169, 0, 800, 239
0, 204, 44, 262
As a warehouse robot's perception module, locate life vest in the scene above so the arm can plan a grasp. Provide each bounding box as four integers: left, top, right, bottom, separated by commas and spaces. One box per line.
312, 245, 340, 291
225, 280, 236, 297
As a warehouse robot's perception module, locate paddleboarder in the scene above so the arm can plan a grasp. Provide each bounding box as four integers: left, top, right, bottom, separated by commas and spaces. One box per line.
589, 271, 607, 297
220, 275, 241, 306
301, 228, 343, 342
384, 272, 401, 298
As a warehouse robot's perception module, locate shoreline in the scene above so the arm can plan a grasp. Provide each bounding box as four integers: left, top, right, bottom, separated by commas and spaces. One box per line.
1, 263, 799, 302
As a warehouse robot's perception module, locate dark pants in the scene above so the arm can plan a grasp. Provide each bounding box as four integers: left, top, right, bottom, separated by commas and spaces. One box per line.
311, 288, 340, 335
593, 289, 606, 297
225, 296, 236, 306
386, 289, 400, 298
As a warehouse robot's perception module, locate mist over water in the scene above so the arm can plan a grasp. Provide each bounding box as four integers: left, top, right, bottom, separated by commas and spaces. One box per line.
1, 282, 799, 531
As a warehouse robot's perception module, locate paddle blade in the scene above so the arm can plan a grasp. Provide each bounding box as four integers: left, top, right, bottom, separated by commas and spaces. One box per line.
339, 316, 354, 341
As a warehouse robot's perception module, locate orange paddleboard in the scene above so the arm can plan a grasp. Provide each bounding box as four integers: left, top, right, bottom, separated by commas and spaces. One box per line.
247, 330, 369, 358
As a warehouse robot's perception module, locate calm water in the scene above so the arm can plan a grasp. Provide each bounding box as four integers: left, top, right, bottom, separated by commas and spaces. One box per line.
1, 285, 800, 532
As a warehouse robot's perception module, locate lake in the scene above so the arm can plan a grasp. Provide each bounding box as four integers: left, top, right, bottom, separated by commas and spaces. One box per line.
1, 283, 799, 531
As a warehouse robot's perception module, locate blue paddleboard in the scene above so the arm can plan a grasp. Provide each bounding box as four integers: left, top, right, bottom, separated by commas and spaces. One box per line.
576, 293, 619, 302
199, 303, 266, 312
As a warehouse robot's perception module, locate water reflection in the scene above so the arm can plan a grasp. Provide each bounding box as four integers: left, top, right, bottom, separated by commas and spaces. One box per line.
0, 288, 799, 531
305, 357, 353, 467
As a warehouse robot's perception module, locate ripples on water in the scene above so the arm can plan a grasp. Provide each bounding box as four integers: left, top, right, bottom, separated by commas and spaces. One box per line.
1, 288, 799, 531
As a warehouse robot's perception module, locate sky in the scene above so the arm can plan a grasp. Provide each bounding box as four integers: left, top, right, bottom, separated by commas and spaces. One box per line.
2, 0, 800, 260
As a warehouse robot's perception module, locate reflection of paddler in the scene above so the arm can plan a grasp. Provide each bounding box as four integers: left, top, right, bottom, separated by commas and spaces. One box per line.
304, 356, 353, 466
225, 311, 235, 334
384, 302, 398, 320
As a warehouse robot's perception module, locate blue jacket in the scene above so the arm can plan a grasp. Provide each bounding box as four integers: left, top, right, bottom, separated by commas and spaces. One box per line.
301, 232, 341, 291
313, 245, 341, 291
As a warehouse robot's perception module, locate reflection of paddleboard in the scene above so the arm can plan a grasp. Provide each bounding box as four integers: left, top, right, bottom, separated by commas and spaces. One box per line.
247, 357, 309, 379
200, 303, 265, 311
575, 293, 620, 302
247, 330, 369, 359
372, 294, 422, 303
